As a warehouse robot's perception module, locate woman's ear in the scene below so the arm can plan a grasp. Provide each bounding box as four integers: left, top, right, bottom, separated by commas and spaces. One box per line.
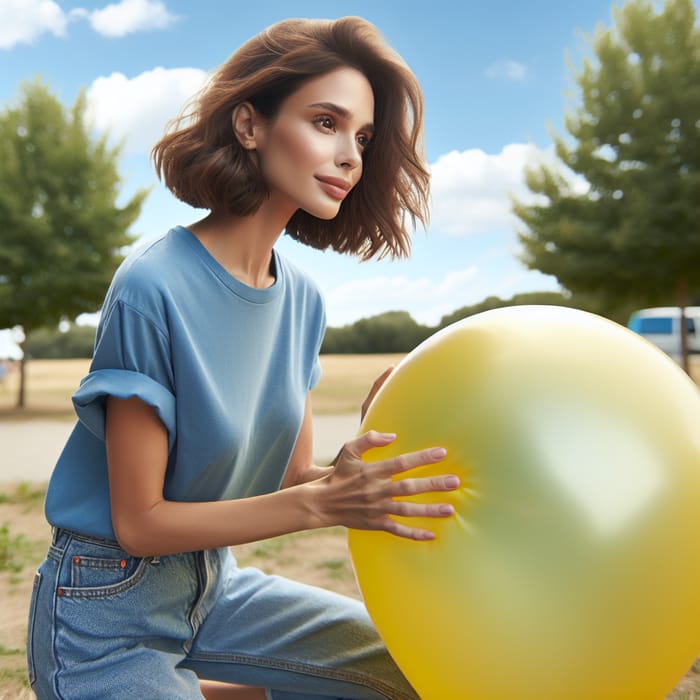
232, 102, 264, 150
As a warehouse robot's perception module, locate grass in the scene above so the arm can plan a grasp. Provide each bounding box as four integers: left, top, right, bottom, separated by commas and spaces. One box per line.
0, 483, 46, 508
0, 485, 46, 588
0, 525, 31, 576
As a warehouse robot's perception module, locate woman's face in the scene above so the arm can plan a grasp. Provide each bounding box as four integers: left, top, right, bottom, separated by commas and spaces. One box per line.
253, 66, 375, 220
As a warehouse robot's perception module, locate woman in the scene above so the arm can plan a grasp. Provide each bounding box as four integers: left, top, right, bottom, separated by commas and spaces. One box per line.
27, 17, 460, 699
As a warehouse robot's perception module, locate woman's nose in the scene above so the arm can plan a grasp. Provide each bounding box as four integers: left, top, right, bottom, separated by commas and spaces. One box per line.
336, 137, 362, 170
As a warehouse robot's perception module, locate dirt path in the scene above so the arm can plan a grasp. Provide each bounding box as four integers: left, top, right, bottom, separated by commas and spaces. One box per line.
0, 421, 74, 482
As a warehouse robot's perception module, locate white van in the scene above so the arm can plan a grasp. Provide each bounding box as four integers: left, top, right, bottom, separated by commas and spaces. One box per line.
627, 307, 700, 358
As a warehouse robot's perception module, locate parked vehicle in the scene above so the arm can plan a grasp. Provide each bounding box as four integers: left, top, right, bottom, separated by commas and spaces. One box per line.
627, 307, 700, 358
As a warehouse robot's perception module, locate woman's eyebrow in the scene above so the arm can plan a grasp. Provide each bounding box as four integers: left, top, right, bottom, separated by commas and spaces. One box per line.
308, 102, 375, 133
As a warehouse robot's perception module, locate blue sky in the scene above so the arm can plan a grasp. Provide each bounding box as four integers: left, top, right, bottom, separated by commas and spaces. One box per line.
2, 0, 690, 356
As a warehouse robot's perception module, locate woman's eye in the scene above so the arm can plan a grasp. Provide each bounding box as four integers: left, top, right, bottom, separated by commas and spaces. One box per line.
357, 134, 372, 150
315, 116, 335, 131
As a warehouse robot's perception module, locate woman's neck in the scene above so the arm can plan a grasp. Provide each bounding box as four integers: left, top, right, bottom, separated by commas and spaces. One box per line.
188, 201, 293, 289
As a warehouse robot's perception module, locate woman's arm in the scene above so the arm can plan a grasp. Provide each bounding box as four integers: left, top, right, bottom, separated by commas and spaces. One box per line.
106, 394, 458, 558
105, 395, 319, 556
281, 395, 331, 487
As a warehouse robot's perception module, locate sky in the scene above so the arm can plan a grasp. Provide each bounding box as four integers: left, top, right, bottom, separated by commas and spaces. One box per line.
1, 0, 688, 357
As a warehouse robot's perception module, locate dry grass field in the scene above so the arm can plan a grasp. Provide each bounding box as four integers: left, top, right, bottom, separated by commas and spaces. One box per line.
1, 354, 700, 698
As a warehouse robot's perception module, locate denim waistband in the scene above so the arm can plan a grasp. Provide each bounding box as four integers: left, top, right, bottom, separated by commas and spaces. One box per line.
51, 526, 122, 550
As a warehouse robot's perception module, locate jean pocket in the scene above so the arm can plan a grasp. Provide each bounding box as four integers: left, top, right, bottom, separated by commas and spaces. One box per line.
70, 553, 137, 589
58, 537, 149, 599
26, 571, 42, 687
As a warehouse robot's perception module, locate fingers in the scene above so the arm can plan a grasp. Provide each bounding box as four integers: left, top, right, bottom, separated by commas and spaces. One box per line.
383, 446, 448, 477
374, 496, 458, 542
373, 498, 457, 541
381, 519, 439, 541
345, 433, 457, 484
392, 473, 460, 496
335, 431, 461, 541
345, 430, 397, 458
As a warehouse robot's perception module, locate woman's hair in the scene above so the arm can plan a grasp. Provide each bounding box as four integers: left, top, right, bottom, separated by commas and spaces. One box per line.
151, 16, 429, 260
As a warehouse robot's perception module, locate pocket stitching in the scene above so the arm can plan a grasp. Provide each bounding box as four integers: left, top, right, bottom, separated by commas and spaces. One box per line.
70, 555, 130, 588
26, 571, 42, 686
59, 557, 150, 599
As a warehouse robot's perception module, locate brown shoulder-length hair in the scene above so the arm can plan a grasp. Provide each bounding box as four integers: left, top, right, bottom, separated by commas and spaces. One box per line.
151, 16, 429, 260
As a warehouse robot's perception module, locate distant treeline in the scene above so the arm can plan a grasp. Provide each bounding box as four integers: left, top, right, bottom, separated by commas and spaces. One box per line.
24, 323, 97, 359
321, 291, 596, 354
22, 291, 631, 359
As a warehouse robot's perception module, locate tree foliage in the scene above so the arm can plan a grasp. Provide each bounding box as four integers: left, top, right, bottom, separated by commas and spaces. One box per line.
436, 291, 596, 328
24, 323, 96, 359
321, 292, 592, 355
513, 0, 700, 368
322, 311, 433, 354
0, 80, 148, 405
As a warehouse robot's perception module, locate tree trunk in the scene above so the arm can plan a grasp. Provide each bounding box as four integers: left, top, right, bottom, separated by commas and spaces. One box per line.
677, 277, 690, 376
17, 329, 28, 409
17, 354, 26, 408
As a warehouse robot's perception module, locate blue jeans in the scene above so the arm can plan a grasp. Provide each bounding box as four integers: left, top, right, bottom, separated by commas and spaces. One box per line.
27, 528, 419, 699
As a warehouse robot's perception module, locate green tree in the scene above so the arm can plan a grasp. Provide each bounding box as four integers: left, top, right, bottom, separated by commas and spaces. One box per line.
0, 80, 148, 406
513, 0, 700, 373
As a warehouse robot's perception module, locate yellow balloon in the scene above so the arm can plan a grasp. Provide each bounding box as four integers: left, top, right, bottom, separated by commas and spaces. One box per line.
348, 305, 700, 700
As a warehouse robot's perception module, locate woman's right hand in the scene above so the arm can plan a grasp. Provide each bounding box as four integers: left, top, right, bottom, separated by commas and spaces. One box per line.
311, 430, 460, 540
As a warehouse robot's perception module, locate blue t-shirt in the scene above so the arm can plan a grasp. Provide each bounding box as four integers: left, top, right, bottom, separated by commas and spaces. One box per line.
45, 226, 326, 540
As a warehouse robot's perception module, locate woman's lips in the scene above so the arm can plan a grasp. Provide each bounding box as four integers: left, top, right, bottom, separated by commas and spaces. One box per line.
315, 176, 351, 200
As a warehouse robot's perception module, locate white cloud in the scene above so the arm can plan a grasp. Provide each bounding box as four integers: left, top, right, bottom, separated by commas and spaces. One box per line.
428, 143, 588, 237
0, 0, 66, 49
86, 67, 209, 153
325, 268, 480, 327
81, 0, 178, 37
0, 0, 177, 48
486, 59, 529, 82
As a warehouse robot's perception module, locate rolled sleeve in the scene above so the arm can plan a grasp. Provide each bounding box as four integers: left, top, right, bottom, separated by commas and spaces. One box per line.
73, 369, 177, 453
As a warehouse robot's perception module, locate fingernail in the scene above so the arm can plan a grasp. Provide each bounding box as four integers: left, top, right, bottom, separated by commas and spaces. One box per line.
431, 447, 447, 459
439, 504, 455, 515
382, 432, 397, 441
445, 475, 460, 488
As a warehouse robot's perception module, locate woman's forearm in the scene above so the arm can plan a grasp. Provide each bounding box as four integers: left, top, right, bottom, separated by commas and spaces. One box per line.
114, 483, 323, 557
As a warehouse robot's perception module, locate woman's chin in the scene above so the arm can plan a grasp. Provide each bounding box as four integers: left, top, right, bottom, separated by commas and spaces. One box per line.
302, 205, 343, 221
